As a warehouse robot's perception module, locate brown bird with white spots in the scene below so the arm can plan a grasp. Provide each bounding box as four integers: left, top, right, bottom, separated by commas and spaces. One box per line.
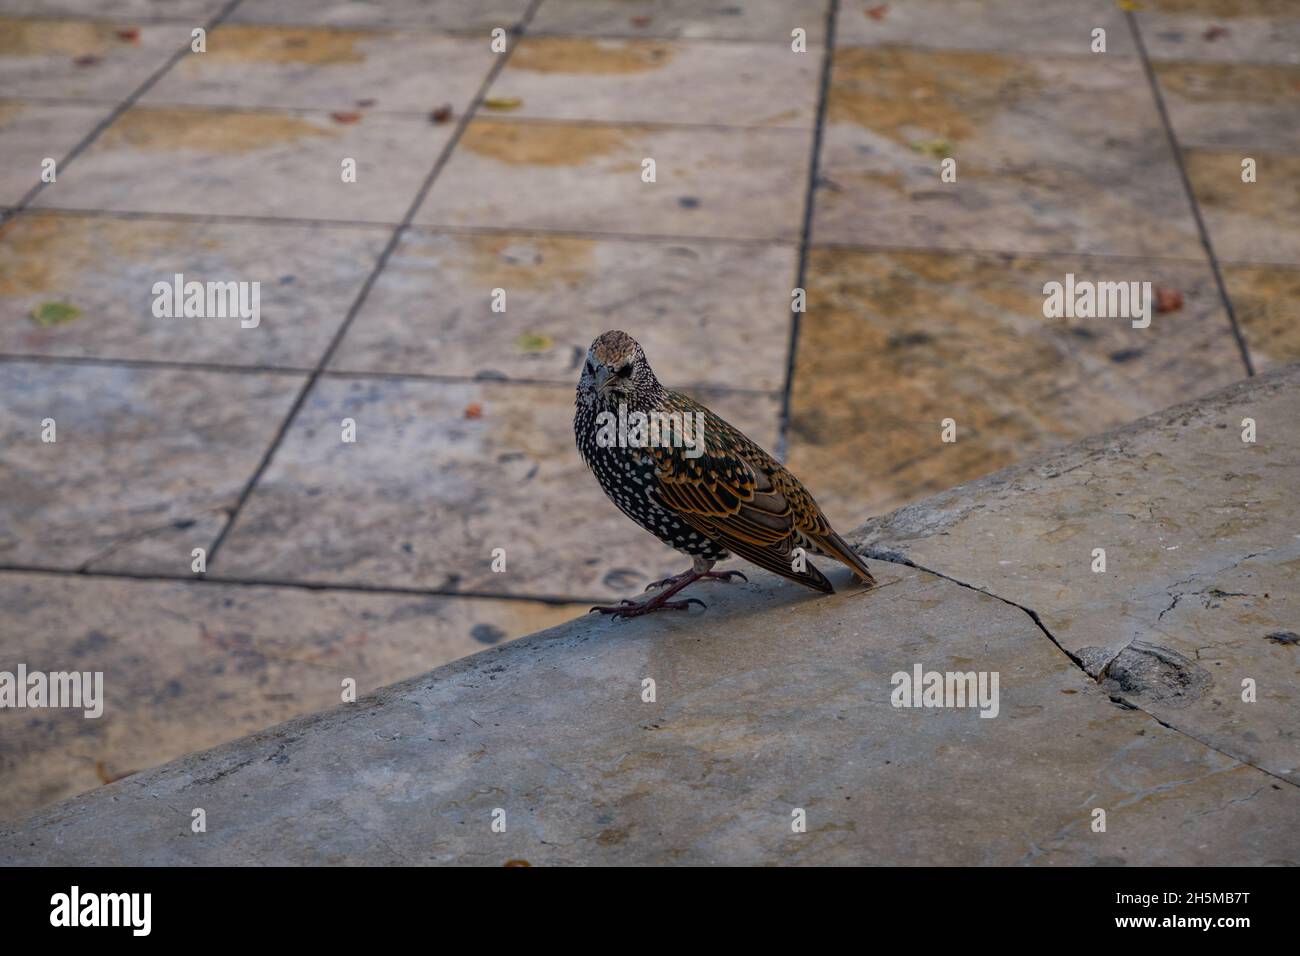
574, 330, 876, 618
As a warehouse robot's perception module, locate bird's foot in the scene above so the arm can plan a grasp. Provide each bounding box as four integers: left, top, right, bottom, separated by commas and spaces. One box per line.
643, 568, 747, 592
589, 596, 706, 619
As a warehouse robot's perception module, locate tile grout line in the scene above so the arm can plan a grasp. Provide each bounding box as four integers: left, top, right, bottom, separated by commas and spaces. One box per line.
776, 0, 838, 462
16, 206, 1287, 267
11, 99, 821, 136
0, 564, 599, 607
202, 0, 547, 568
0, 0, 249, 226
12, 206, 802, 246
0, 351, 781, 396
1125, 11, 1255, 378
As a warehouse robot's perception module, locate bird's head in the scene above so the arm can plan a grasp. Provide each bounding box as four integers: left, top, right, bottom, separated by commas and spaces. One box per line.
577, 330, 659, 410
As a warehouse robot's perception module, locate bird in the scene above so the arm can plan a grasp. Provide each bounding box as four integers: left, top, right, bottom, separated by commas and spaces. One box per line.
574, 330, 876, 618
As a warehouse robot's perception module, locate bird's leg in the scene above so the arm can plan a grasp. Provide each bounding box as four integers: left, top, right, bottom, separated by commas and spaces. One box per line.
644, 564, 747, 592
591, 558, 741, 619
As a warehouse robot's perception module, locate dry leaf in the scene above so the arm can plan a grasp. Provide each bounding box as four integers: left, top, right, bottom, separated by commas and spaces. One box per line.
483, 96, 522, 111
30, 302, 83, 326
866, 4, 889, 20
1154, 287, 1183, 313
430, 104, 453, 123
464, 403, 483, 419
515, 332, 553, 353
909, 138, 952, 158
330, 111, 362, 124
116, 27, 140, 42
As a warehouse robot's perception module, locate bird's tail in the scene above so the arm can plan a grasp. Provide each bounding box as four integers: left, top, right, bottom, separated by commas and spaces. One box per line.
814, 531, 877, 587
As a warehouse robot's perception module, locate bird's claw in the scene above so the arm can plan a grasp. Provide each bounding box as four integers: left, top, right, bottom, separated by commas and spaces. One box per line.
588, 597, 707, 619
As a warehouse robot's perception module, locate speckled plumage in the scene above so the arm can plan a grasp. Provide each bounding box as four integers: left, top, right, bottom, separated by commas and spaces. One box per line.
575, 331, 875, 614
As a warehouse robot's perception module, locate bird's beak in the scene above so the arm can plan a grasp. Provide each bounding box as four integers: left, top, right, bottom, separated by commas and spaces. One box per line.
594, 365, 611, 393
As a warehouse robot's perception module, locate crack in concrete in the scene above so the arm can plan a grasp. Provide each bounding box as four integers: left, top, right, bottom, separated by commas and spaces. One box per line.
858, 547, 1300, 793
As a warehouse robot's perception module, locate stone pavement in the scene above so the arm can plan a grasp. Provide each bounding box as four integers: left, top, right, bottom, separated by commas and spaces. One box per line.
1, 367, 1296, 865
1, 1, 1296, 822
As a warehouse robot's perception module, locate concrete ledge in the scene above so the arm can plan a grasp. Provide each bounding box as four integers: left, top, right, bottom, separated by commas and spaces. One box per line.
3, 368, 1298, 865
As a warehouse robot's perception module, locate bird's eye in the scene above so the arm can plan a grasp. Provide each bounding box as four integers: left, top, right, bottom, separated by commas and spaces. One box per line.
616, 365, 633, 379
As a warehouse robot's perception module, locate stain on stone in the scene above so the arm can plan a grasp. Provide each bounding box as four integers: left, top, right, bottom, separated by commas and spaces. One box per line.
0, 215, 199, 297
596, 825, 630, 845
471, 623, 507, 645
510, 37, 675, 74
70, 630, 112, 656
887, 331, 933, 348
0, 18, 122, 57
1095, 641, 1213, 706
1224, 265, 1300, 365
1187, 149, 1298, 227
461, 234, 595, 290
459, 120, 631, 166
197, 25, 370, 65
1109, 348, 1143, 363
1154, 60, 1299, 104
603, 568, 643, 590
101, 108, 334, 154
827, 47, 1024, 146
1265, 631, 1298, 646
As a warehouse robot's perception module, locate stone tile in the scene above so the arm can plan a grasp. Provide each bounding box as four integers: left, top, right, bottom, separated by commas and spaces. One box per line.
141, 24, 495, 114
329, 230, 796, 391
415, 119, 810, 241
1154, 60, 1300, 152
0, 212, 388, 366
836, 0, 1136, 55
814, 48, 1202, 257
229, 0, 533, 32
0, 100, 110, 205
1224, 264, 1300, 369
859, 366, 1300, 785
484, 36, 819, 128
0, 361, 304, 572
0, 571, 581, 820
31, 105, 454, 222
531, 0, 829, 43
1138, 0, 1300, 64
0, 0, 226, 18
0, 17, 181, 101
5, 563, 1296, 864
213, 376, 781, 600
1185, 150, 1300, 266
785, 247, 1246, 528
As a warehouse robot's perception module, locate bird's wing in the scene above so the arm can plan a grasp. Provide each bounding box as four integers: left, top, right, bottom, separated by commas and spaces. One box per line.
649, 393, 834, 593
